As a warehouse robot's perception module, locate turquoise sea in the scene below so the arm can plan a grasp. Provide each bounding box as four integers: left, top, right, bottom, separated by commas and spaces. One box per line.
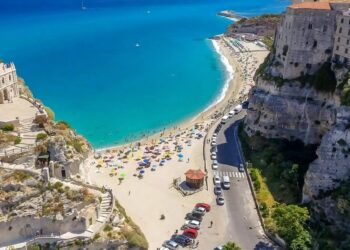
0, 0, 288, 148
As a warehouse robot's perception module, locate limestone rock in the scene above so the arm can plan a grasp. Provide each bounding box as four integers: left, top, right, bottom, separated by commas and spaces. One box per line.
245, 78, 338, 145
303, 107, 350, 202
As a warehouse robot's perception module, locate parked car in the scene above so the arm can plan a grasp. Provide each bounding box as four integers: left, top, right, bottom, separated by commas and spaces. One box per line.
214, 186, 222, 195
228, 110, 235, 117
213, 133, 218, 138
211, 152, 217, 160
214, 246, 223, 250
238, 163, 244, 172
185, 212, 203, 222
216, 195, 225, 205
213, 175, 221, 185
183, 228, 198, 239
211, 140, 217, 146
211, 146, 218, 153
234, 104, 242, 113
160, 247, 170, 250
193, 206, 206, 215
162, 240, 179, 250
195, 203, 211, 212
221, 115, 229, 124
183, 220, 201, 230
222, 176, 230, 189
171, 235, 194, 247
212, 160, 218, 170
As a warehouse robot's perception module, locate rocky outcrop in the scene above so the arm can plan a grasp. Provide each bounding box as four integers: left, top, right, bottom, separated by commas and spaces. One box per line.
245, 78, 338, 145
303, 107, 350, 202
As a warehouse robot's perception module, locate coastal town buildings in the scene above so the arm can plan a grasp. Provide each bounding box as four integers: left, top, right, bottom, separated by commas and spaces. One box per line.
0, 62, 19, 104
272, 1, 350, 79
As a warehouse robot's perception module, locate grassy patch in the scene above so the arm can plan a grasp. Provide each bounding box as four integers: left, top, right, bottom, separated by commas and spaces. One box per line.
36, 133, 48, 141
1, 124, 14, 131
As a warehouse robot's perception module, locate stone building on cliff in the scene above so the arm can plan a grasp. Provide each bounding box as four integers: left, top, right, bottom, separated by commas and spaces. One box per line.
272, 1, 350, 79
0, 62, 19, 104
244, 0, 350, 202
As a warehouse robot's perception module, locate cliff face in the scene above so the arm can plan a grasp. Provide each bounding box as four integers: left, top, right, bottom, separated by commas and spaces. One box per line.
244, 50, 350, 203
245, 77, 338, 145
303, 107, 350, 202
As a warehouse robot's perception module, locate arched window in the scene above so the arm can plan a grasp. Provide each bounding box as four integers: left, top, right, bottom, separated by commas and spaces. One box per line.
1, 78, 4, 84
9, 75, 11, 81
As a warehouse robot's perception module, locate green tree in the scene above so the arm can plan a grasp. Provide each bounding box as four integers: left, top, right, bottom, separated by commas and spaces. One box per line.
223, 241, 241, 250
272, 204, 311, 249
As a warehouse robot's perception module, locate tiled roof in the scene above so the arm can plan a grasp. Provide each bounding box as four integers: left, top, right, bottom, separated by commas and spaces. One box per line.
289, 2, 331, 10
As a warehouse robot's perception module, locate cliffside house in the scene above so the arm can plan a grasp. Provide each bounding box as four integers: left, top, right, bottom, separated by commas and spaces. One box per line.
272, 1, 350, 79
0, 62, 19, 104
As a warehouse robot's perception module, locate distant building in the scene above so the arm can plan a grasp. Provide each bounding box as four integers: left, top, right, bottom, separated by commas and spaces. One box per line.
0, 62, 19, 104
272, 1, 350, 79
333, 9, 350, 65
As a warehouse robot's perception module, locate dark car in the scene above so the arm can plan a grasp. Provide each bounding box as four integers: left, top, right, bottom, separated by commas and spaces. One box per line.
185, 212, 203, 222
171, 235, 194, 247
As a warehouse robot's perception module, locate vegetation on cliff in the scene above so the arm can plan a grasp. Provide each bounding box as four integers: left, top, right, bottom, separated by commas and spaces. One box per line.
239, 124, 316, 249
227, 14, 281, 38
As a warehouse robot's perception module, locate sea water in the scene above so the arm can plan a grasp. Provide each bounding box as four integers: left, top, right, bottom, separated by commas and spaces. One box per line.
0, 0, 287, 148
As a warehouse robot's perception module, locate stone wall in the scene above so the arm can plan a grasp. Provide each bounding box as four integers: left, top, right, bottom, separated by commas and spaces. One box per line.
273, 7, 336, 79
0, 212, 86, 247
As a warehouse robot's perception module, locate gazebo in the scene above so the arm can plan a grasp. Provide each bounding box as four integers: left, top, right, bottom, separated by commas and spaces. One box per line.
185, 169, 206, 189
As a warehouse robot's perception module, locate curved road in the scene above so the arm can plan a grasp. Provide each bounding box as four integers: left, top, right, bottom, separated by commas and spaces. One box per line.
206, 110, 277, 250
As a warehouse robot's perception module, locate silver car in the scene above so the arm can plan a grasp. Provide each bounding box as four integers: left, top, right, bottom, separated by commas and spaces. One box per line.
216, 195, 225, 205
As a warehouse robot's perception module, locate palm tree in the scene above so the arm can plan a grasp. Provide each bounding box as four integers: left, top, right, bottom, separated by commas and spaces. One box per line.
223, 241, 241, 250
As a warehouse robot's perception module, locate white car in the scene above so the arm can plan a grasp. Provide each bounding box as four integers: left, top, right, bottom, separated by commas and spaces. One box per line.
213, 175, 221, 185
211, 140, 217, 146
184, 220, 201, 230
228, 110, 235, 117
216, 195, 225, 205
239, 163, 245, 172
162, 240, 179, 250
212, 133, 218, 138
212, 160, 218, 170
211, 152, 217, 160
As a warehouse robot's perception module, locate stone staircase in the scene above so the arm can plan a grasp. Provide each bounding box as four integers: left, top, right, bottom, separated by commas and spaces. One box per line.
97, 192, 112, 223
86, 191, 113, 234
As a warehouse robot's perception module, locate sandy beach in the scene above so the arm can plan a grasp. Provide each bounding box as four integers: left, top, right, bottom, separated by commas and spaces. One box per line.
82, 35, 269, 249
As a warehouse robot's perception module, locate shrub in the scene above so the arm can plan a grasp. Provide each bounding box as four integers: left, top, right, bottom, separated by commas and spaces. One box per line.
103, 224, 113, 232
14, 136, 21, 145
1, 124, 14, 131
337, 139, 347, 147
44, 106, 55, 120
36, 133, 48, 141
222, 241, 241, 250
55, 121, 70, 130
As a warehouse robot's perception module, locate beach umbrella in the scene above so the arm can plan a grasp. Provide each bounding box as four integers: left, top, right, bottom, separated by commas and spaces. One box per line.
178, 153, 184, 158
120, 172, 126, 178
140, 170, 145, 174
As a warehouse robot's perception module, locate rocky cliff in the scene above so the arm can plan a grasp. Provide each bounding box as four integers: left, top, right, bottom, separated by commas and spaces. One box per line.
245, 54, 350, 201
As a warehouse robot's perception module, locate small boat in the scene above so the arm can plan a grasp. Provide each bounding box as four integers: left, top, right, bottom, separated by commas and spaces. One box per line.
81, 0, 87, 10
135, 43, 140, 47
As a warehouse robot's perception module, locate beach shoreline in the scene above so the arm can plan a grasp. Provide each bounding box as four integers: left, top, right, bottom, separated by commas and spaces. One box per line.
95, 35, 244, 152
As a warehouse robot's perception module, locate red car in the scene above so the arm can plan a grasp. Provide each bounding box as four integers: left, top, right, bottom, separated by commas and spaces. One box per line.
195, 203, 211, 212
183, 228, 198, 239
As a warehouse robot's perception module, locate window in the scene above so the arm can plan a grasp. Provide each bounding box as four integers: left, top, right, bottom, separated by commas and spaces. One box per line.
338, 37, 341, 43
341, 18, 344, 24
9, 75, 11, 81
348, 29, 350, 35
339, 27, 342, 33
323, 25, 327, 32
1, 78, 4, 84
336, 45, 339, 51
347, 39, 349, 45
313, 40, 318, 48
308, 23, 312, 29
345, 48, 348, 54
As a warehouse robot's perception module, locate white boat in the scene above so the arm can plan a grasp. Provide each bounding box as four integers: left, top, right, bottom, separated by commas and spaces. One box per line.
81, 0, 87, 10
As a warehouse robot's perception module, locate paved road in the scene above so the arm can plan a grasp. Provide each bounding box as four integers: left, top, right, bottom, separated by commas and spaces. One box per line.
208, 111, 277, 250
